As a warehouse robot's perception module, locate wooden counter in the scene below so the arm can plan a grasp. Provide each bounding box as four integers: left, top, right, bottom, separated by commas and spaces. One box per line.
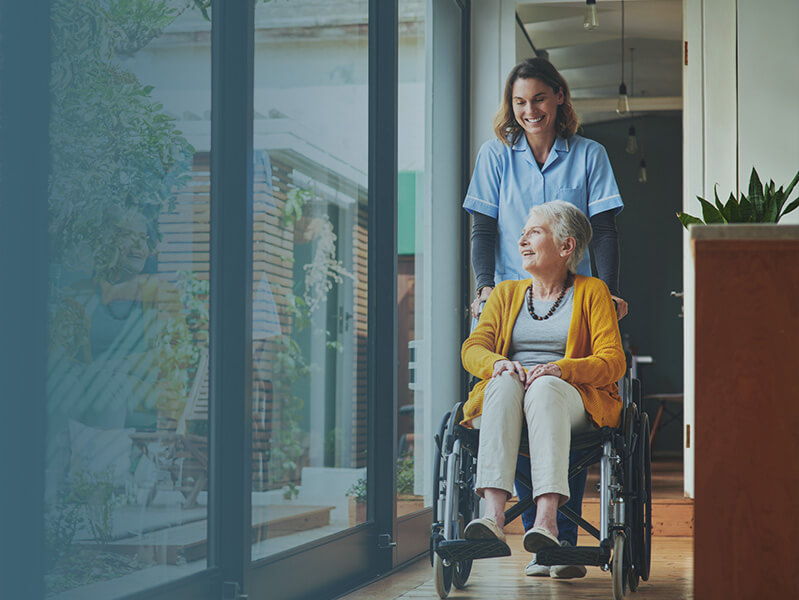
691, 225, 799, 600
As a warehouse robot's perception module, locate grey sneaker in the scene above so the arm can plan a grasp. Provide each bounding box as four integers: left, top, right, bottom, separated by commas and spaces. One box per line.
549, 541, 587, 579
524, 554, 550, 577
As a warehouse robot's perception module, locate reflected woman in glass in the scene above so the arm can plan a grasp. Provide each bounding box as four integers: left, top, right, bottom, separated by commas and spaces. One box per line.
49, 206, 183, 433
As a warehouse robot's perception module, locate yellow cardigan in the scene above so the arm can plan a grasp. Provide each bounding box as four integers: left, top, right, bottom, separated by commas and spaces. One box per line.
461, 275, 626, 428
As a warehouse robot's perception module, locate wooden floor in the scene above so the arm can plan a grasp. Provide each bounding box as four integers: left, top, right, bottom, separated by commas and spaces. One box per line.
340, 535, 693, 600
341, 459, 693, 600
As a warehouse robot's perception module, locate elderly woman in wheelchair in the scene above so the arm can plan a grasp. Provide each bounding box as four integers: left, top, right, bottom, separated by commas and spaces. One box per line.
461, 199, 626, 555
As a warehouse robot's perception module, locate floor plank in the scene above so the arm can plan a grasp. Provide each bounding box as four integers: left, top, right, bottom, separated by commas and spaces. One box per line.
340, 535, 693, 600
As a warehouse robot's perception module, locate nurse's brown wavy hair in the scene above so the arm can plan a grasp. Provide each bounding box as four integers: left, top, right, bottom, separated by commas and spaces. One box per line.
493, 58, 579, 145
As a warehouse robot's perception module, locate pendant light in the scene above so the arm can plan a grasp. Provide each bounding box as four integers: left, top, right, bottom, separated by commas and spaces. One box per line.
626, 124, 639, 154
625, 48, 639, 154
638, 158, 648, 183
584, 0, 599, 30
616, 0, 630, 115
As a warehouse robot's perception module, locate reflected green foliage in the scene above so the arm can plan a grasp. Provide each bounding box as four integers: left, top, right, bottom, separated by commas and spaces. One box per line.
269, 333, 309, 490
67, 467, 119, 546
266, 186, 354, 492
396, 454, 414, 496
345, 456, 416, 503
45, 467, 120, 575
678, 167, 799, 228
49, 0, 195, 270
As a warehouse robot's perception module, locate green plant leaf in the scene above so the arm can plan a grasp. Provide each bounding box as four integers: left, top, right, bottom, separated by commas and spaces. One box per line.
783, 170, 799, 202
748, 168, 765, 221
724, 192, 741, 222
738, 193, 755, 222
713, 185, 729, 221
773, 186, 786, 214
677, 211, 704, 229
763, 178, 780, 223
781, 197, 799, 219
698, 196, 725, 224
780, 170, 799, 219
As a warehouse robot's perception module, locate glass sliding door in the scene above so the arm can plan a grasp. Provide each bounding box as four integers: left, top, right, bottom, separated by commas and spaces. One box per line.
394, 0, 469, 566
250, 0, 369, 563
396, 0, 427, 519
44, 2, 213, 598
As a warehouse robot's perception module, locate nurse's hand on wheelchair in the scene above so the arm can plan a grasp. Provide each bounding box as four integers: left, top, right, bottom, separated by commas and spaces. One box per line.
471, 285, 494, 319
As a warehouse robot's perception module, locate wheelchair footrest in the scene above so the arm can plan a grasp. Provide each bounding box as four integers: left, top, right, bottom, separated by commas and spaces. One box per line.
435, 539, 511, 562
534, 545, 611, 567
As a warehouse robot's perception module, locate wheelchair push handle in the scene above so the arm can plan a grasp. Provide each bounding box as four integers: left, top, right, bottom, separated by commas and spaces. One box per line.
470, 300, 486, 332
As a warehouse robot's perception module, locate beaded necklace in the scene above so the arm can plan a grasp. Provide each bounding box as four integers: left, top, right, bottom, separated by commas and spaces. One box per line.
527, 273, 573, 321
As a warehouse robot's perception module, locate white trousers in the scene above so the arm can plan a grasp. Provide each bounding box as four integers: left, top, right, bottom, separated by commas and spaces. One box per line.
474, 373, 593, 503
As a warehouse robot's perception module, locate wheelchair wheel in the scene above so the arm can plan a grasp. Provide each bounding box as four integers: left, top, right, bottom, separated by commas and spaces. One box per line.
432, 411, 450, 527
612, 532, 628, 600
639, 412, 652, 581
623, 402, 641, 592
452, 459, 478, 590
433, 553, 453, 598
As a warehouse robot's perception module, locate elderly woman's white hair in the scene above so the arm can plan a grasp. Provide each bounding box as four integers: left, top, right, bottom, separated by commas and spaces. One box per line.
527, 200, 593, 272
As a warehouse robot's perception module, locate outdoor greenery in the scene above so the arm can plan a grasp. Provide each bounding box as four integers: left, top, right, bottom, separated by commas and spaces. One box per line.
45, 0, 204, 589
45, 467, 121, 579
346, 455, 416, 503
266, 183, 356, 495
155, 271, 210, 420
50, 0, 196, 273
678, 167, 799, 228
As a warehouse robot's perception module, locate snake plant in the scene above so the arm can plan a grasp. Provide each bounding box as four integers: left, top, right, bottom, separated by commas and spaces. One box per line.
678, 167, 799, 228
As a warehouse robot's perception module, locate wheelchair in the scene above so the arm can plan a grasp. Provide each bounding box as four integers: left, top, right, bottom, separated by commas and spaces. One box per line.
430, 362, 652, 599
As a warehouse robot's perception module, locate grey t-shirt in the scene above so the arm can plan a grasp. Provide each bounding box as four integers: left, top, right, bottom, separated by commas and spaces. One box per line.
509, 285, 574, 367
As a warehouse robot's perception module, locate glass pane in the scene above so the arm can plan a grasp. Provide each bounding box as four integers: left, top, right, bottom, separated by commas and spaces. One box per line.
396, 0, 428, 515
45, 3, 211, 597
250, 2, 369, 561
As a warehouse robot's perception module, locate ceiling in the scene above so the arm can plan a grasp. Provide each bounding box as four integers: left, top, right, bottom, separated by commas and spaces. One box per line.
516, 0, 683, 124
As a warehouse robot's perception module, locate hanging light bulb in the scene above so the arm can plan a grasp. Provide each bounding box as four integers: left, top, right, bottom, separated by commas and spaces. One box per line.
616, 1, 629, 114
626, 124, 638, 154
626, 124, 639, 154
584, 0, 599, 30
617, 83, 630, 114
638, 158, 648, 183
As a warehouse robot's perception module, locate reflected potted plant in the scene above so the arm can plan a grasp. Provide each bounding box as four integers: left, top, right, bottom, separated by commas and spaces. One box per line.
345, 478, 367, 526
396, 454, 424, 517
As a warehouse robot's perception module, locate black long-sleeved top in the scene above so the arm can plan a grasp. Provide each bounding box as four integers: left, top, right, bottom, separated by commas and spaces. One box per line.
471, 210, 620, 296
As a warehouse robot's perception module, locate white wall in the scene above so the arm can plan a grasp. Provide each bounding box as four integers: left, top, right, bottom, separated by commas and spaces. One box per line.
737, 0, 799, 221
470, 0, 517, 162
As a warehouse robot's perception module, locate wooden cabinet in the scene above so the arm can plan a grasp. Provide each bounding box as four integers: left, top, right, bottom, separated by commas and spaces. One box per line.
692, 225, 799, 600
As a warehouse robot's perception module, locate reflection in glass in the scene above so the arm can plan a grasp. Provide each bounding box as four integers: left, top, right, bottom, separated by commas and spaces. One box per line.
251, 1, 369, 561
45, 1, 210, 597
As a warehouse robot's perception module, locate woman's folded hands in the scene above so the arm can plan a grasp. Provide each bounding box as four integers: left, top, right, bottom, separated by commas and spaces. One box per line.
492, 360, 562, 390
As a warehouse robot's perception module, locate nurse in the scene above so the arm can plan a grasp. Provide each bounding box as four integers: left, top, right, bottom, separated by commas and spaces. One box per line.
464, 57, 628, 579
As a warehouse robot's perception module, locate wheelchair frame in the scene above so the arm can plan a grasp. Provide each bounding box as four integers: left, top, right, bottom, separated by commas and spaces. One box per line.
430, 369, 652, 599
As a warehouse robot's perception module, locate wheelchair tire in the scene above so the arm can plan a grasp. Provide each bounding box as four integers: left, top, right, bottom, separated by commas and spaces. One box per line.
432, 411, 450, 526
623, 402, 641, 593
612, 532, 628, 600
433, 553, 453, 598
639, 412, 652, 582
452, 513, 472, 589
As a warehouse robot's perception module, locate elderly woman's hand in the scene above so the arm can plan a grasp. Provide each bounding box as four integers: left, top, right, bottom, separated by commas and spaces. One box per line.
471, 286, 494, 319
492, 359, 526, 382
524, 363, 562, 390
